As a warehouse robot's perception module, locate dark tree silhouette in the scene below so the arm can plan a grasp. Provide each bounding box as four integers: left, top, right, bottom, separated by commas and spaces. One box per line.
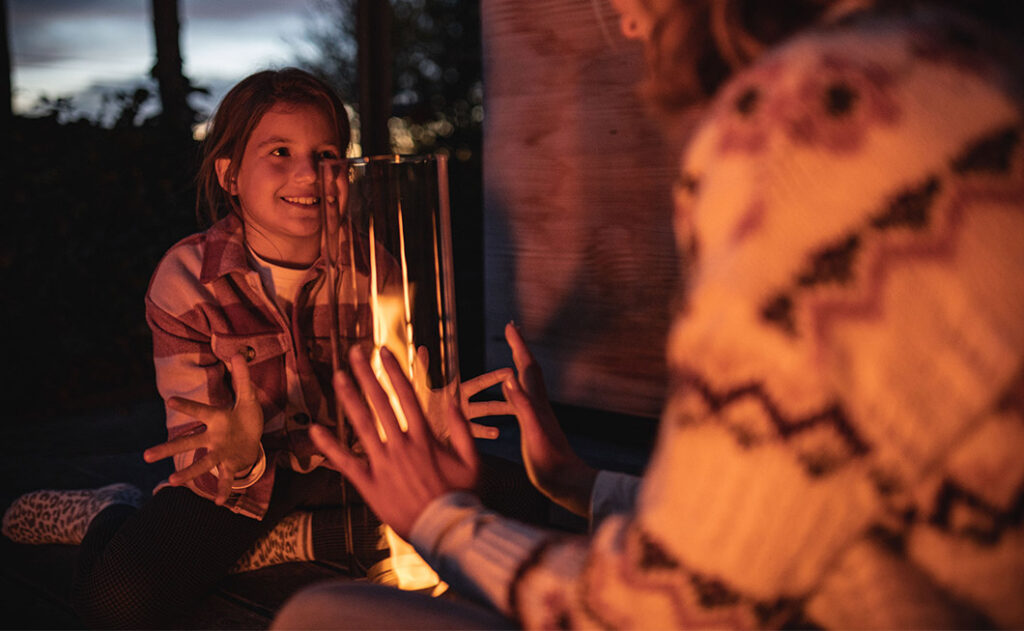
1, 0, 11, 135
294, 0, 483, 157
150, 0, 198, 138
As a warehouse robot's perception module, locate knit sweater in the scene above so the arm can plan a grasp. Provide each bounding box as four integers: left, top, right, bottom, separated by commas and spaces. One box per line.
409, 7, 1024, 628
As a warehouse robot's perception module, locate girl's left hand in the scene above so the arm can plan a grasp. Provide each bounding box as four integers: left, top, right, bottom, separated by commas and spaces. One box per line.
143, 354, 265, 505
310, 345, 480, 540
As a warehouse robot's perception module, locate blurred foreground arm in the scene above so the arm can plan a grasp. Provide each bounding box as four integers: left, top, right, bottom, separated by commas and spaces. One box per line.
311, 345, 554, 613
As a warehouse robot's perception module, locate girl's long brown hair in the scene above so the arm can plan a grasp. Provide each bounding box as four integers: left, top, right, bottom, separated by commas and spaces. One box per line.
195, 68, 351, 226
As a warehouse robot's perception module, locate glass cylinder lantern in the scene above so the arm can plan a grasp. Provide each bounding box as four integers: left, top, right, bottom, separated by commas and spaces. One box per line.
318, 154, 459, 593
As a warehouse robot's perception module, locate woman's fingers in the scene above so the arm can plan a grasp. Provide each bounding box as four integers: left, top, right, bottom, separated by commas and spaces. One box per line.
503, 376, 554, 447
348, 346, 404, 442
505, 322, 548, 397
333, 370, 387, 461
379, 346, 431, 443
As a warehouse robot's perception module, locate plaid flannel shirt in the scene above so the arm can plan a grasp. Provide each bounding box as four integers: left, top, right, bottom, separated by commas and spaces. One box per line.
146, 213, 397, 519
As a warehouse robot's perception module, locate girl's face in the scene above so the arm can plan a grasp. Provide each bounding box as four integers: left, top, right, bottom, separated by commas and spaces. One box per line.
216, 102, 343, 266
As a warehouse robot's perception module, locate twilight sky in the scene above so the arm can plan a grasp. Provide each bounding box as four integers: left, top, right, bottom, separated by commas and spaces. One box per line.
8, 0, 330, 121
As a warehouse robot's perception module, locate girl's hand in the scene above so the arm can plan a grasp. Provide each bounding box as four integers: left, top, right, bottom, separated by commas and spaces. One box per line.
310, 345, 479, 540
460, 367, 514, 439
407, 345, 511, 440
143, 354, 265, 505
503, 322, 598, 517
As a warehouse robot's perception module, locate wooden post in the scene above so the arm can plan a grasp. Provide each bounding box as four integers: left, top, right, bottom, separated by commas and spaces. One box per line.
357, 0, 392, 156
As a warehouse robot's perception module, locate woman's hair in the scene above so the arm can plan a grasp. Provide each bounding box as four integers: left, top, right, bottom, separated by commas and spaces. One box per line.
639, 0, 832, 115
641, 0, 1024, 116
195, 67, 351, 225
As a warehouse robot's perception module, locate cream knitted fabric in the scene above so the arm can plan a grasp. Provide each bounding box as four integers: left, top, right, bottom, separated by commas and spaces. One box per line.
514, 8, 1024, 629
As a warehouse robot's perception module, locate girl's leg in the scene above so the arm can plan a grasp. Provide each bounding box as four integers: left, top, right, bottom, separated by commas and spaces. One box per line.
231, 469, 388, 575
72, 486, 273, 629
72, 468, 328, 629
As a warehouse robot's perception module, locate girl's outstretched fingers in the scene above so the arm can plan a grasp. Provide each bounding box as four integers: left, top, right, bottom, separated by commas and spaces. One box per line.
461, 366, 515, 423
310, 424, 369, 490
143, 422, 205, 463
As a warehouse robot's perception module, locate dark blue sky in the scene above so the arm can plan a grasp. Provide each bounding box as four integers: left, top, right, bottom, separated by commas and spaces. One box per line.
9, 0, 325, 120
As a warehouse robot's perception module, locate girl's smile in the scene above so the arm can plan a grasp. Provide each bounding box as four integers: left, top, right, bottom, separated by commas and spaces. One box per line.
216, 102, 343, 266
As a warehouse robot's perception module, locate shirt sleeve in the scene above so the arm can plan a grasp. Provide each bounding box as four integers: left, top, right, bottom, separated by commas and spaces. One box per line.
589, 470, 641, 530
408, 491, 555, 614
145, 253, 274, 518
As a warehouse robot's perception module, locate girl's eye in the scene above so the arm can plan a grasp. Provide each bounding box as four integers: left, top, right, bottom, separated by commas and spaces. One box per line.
318, 150, 340, 160
271, 147, 291, 157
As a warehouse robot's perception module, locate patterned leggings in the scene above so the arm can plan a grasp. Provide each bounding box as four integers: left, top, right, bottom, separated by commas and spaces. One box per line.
70, 467, 384, 629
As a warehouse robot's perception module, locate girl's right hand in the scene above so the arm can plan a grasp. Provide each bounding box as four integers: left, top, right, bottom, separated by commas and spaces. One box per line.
143, 354, 265, 505
503, 322, 598, 517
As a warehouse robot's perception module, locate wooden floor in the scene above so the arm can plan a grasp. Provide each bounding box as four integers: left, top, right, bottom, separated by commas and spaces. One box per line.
0, 397, 654, 630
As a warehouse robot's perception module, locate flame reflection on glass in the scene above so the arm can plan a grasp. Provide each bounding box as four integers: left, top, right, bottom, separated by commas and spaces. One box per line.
318, 154, 459, 594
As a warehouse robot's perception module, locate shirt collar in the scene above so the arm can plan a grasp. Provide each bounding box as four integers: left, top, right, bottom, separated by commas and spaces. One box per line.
199, 213, 260, 283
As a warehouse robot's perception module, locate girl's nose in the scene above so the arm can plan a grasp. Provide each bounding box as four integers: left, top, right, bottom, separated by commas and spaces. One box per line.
294, 156, 317, 183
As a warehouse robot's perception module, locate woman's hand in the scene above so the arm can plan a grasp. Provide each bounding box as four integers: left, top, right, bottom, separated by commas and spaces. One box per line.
143, 354, 265, 505
503, 322, 598, 516
311, 345, 480, 539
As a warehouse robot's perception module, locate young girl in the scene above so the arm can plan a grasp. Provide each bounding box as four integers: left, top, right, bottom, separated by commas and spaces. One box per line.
2, 67, 505, 628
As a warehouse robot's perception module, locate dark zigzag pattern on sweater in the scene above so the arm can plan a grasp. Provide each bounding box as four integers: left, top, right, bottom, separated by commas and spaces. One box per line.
589, 526, 807, 628
761, 125, 1021, 338
672, 371, 871, 471
929, 478, 1024, 544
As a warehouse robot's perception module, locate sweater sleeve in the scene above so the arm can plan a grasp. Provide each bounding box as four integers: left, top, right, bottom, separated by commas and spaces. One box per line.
408, 491, 555, 614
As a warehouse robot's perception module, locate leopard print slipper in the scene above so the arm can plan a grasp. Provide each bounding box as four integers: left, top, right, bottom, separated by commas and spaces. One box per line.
2, 483, 144, 545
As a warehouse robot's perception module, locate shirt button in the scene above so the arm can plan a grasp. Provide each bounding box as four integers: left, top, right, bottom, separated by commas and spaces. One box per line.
243, 346, 256, 362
